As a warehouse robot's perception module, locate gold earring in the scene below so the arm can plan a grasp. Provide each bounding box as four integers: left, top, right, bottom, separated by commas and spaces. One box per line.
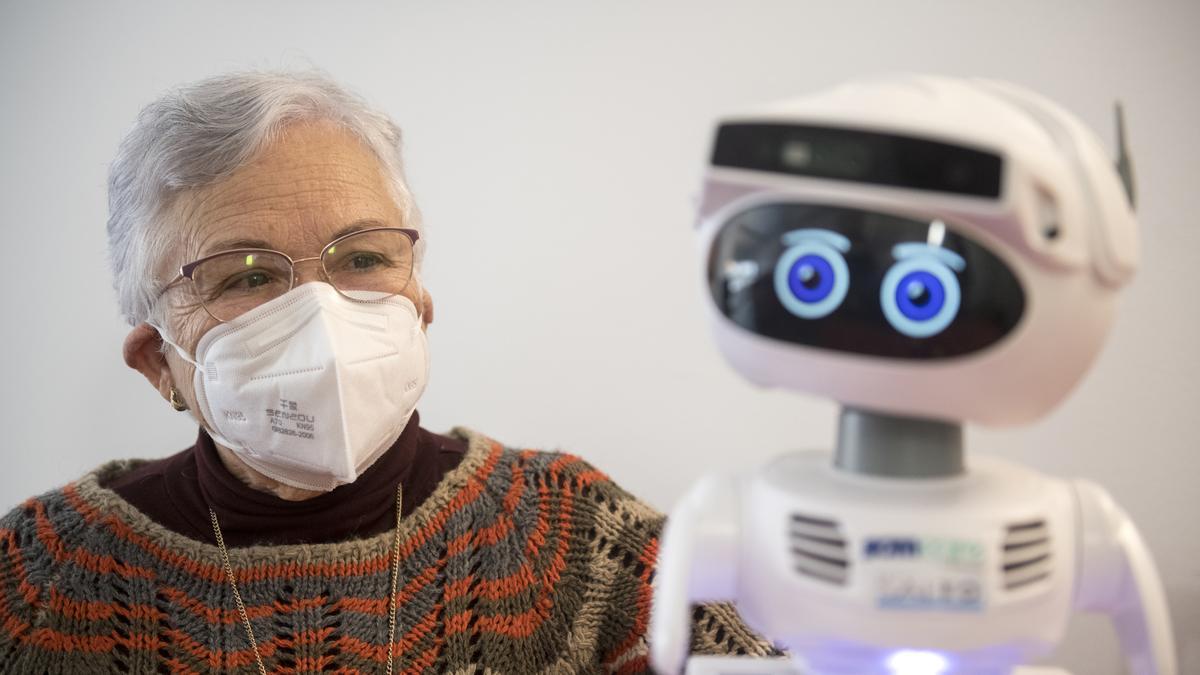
169, 387, 189, 412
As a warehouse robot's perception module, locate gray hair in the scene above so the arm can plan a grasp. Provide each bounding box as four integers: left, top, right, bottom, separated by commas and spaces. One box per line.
106, 70, 423, 326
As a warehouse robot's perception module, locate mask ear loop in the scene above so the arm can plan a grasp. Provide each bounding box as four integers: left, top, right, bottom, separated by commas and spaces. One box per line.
372, 273, 428, 328
408, 275, 429, 328
148, 322, 201, 369
146, 321, 227, 442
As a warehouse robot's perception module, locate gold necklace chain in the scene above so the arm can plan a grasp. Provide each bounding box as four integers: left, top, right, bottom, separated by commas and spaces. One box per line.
209, 484, 405, 675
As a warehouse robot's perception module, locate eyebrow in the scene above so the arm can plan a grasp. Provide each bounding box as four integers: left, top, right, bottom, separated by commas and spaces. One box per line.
781, 228, 852, 252
199, 220, 392, 257
891, 242, 967, 271
202, 238, 272, 254
329, 220, 386, 241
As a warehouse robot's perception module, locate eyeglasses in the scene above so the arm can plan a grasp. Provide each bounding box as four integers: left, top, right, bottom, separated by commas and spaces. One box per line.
164, 227, 420, 322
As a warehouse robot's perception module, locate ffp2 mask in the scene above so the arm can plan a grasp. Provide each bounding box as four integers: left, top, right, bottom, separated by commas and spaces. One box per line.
156, 282, 429, 491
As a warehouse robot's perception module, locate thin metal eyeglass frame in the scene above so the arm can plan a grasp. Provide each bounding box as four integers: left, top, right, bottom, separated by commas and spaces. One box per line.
161, 226, 421, 323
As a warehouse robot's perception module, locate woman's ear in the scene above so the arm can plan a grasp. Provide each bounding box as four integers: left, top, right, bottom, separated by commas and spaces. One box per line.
421, 288, 434, 329
123, 323, 173, 401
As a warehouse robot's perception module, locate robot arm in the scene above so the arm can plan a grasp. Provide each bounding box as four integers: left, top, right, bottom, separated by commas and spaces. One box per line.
1072, 480, 1177, 675
650, 473, 741, 674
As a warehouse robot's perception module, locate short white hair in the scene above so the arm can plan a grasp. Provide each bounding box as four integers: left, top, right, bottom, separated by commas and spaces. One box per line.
107, 70, 423, 326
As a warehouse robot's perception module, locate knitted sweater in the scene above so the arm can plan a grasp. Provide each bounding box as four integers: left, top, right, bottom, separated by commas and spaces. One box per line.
0, 428, 780, 673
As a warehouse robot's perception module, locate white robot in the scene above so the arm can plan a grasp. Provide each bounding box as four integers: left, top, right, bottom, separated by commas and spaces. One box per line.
649, 76, 1177, 675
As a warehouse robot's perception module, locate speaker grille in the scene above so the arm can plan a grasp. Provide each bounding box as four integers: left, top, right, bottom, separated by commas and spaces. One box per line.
789, 512, 849, 586
1002, 520, 1052, 591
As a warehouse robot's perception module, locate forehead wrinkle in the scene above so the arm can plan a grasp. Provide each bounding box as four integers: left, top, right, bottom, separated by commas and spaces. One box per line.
198, 152, 395, 206
186, 184, 398, 257
195, 196, 396, 252
201, 174, 392, 215
242, 128, 392, 185
202, 122, 394, 198
172, 122, 405, 270
222, 159, 390, 190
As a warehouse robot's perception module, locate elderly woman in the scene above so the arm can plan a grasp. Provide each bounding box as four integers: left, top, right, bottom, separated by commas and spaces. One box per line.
0, 71, 776, 673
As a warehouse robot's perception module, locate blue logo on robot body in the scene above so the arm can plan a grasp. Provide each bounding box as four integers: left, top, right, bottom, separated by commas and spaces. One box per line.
865, 538, 921, 558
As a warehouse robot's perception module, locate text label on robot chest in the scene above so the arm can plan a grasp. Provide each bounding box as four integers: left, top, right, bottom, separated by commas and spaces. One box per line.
864, 537, 985, 612
864, 537, 984, 564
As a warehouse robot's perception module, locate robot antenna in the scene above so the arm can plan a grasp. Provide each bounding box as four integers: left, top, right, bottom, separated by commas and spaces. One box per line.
1115, 101, 1137, 210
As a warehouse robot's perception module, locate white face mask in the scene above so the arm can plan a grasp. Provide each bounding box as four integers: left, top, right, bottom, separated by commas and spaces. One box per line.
155, 282, 429, 492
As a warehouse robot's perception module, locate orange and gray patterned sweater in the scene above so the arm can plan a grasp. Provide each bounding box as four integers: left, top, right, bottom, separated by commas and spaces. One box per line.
0, 428, 779, 673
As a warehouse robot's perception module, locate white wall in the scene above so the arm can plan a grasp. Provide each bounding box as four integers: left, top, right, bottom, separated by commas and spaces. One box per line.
1, 1, 1196, 672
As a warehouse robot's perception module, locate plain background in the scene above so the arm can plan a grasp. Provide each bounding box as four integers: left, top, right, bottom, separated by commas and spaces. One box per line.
1, 1, 1196, 672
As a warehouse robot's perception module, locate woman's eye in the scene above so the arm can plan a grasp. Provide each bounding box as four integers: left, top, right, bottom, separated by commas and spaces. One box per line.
773, 241, 850, 319
880, 257, 962, 338
346, 252, 386, 270
220, 270, 278, 295
245, 271, 272, 287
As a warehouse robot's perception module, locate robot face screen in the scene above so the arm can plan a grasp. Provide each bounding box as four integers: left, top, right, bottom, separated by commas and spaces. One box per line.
708, 203, 1026, 359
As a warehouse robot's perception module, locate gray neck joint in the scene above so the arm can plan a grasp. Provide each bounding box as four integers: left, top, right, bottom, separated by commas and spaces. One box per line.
833, 407, 964, 478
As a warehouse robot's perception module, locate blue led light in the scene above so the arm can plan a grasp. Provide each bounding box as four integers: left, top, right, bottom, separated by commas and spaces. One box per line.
880, 255, 961, 338
773, 234, 850, 320
886, 649, 950, 675
895, 270, 946, 321
788, 254, 836, 303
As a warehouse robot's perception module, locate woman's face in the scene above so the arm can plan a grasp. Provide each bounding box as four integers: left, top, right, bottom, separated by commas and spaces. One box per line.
147, 120, 431, 418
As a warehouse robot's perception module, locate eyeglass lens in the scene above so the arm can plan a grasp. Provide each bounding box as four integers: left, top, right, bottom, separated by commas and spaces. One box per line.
187, 229, 415, 321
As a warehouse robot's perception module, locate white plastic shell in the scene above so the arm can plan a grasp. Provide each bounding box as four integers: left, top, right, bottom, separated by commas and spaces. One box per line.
696, 75, 1137, 426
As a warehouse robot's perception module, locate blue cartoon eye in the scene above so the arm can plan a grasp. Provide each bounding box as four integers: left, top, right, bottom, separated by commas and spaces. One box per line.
881, 252, 962, 338
773, 230, 850, 319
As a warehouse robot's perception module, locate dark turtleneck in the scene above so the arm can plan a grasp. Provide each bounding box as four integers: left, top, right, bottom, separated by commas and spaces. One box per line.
103, 411, 464, 547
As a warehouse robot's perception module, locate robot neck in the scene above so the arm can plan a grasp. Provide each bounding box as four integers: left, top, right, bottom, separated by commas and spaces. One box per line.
834, 407, 964, 478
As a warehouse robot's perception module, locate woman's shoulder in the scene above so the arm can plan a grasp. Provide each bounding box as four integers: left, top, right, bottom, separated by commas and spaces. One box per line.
0, 456, 198, 572
444, 428, 782, 662
445, 426, 666, 533
0, 460, 135, 537
0, 461, 139, 611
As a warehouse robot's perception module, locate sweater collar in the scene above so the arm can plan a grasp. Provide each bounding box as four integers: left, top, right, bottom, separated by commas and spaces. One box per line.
75, 426, 495, 561
194, 412, 422, 545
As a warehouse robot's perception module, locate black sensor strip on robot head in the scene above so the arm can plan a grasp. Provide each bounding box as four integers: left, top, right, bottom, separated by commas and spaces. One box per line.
712, 123, 1004, 199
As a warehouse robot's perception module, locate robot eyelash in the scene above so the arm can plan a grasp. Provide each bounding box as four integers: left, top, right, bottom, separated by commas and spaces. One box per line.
891, 242, 966, 272
781, 228, 851, 252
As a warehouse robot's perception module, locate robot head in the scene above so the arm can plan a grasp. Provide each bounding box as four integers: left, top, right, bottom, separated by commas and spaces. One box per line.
697, 75, 1138, 426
